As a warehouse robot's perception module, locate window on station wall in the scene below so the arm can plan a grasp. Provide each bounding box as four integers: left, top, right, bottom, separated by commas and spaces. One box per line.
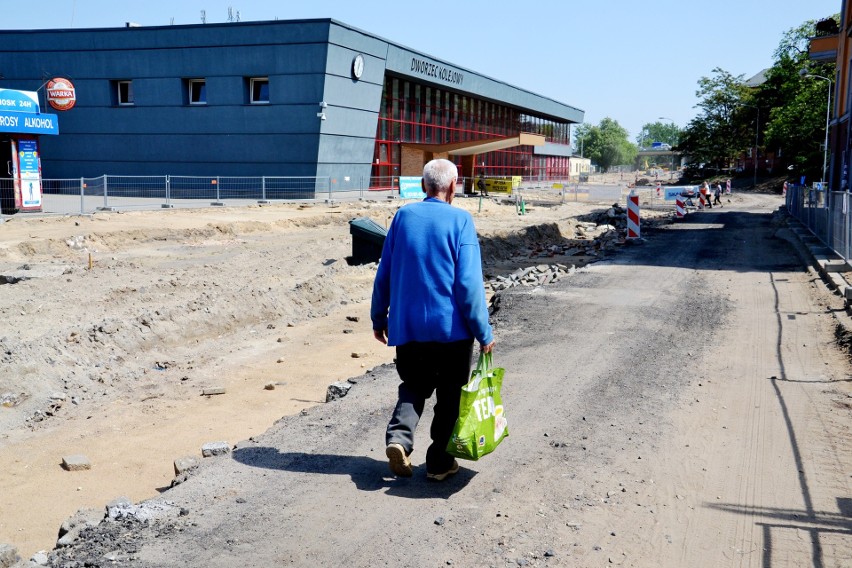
187, 79, 207, 105
113, 80, 134, 106
248, 78, 269, 104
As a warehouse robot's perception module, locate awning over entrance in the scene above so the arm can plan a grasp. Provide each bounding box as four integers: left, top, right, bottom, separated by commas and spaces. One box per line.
403, 132, 545, 157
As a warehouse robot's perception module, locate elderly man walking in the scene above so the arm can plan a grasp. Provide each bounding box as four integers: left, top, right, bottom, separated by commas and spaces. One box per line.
371, 158, 495, 481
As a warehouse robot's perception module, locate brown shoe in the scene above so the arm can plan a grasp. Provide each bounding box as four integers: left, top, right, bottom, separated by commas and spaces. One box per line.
386, 443, 412, 477
426, 460, 459, 482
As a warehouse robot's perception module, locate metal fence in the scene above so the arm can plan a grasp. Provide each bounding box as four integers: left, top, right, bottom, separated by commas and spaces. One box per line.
27, 175, 392, 216
1, 174, 657, 218
785, 184, 851, 261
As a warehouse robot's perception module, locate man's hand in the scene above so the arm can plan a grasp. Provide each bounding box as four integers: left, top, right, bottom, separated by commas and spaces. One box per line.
373, 328, 388, 345
480, 340, 495, 354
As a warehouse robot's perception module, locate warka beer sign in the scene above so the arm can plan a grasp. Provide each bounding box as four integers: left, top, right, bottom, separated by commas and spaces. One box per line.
46, 77, 76, 111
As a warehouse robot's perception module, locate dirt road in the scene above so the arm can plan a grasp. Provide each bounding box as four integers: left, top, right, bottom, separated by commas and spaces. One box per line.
3, 193, 851, 567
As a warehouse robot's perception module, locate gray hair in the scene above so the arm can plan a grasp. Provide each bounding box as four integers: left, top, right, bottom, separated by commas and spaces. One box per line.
422, 159, 458, 194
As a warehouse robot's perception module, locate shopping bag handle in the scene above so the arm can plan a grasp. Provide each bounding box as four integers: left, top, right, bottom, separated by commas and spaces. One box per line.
476, 352, 492, 372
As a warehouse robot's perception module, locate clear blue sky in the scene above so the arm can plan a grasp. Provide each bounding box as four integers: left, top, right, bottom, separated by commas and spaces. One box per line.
0, 0, 840, 141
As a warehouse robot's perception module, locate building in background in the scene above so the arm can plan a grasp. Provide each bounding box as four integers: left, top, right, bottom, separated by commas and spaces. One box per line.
0, 19, 582, 193
807, 7, 848, 190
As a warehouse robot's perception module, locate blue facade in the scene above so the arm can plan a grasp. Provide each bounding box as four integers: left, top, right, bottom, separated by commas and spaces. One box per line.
0, 19, 583, 184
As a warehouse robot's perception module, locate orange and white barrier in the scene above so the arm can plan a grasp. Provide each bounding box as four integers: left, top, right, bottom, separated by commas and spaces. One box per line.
782, 181, 788, 197
627, 190, 640, 239
655, 182, 661, 198
676, 196, 686, 218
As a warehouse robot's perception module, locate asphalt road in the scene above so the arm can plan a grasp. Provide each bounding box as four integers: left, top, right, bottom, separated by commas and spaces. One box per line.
47, 194, 852, 568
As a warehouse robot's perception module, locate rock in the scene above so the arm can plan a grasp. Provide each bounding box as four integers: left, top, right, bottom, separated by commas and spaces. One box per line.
49, 392, 67, 402
173, 455, 199, 476
544, 549, 555, 557
106, 498, 179, 522
30, 551, 49, 566
56, 508, 103, 547
201, 387, 226, 396
61, 455, 92, 471
0, 545, 19, 568
535, 264, 549, 273
342, 329, 353, 334
202, 441, 230, 457
350, 352, 367, 358
264, 382, 276, 390
0, 393, 23, 408
434, 517, 445, 526
326, 382, 352, 402
346, 316, 360, 322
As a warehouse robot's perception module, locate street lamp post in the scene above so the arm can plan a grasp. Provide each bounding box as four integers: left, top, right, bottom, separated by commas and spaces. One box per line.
736, 104, 760, 188
801, 72, 832, 187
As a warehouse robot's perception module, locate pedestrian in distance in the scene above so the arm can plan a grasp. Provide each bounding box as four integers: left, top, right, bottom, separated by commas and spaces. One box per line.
700, 181, 712, 209
477, 171, 488, 197
372, 158, 495, 482
713, 183, 722, 206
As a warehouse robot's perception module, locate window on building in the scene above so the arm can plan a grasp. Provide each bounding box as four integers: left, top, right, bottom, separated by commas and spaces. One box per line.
249, 78, 269, 103
116, 80, 134, 106
188, 79, 207, 105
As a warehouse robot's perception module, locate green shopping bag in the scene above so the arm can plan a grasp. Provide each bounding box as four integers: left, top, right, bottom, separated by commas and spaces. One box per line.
446, 353, 508, 461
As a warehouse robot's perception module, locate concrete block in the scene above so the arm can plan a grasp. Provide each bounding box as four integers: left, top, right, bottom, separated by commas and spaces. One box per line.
201, 441, 230, 457
824, 260, 851, 273
326, 381, 352, 402
61, 455, 91, 471
173, 455, 200, 475
201, 387, 226, 396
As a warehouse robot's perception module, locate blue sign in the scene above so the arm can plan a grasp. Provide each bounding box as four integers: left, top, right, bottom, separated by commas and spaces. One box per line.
0, 110, 59, 135
663, 186, 698, 201
399, 176, 426, 200
18, 139, 40, 176
0, 89, 39, 114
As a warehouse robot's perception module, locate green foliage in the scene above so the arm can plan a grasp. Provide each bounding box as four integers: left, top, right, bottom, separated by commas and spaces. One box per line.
636, 121, 681, 148
574, 118, 636, 172
677, 13, 838, 182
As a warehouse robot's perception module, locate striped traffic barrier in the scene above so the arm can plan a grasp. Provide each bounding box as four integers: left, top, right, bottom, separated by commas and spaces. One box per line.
676, 196, 686, 218
627, 190, 640, 239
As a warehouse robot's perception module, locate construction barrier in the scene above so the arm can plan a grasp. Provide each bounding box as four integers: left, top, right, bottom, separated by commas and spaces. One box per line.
676, 196, 686, 219
627, 190, 640, 239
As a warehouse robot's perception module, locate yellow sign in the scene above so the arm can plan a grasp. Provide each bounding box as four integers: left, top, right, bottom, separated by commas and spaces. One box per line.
484, 179, 514, 193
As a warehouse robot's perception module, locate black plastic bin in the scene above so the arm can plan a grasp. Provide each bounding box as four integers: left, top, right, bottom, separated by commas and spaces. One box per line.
349, 217, 388, 265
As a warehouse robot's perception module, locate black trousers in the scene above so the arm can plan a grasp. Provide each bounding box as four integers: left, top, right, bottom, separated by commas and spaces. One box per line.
386, 339, 474, 473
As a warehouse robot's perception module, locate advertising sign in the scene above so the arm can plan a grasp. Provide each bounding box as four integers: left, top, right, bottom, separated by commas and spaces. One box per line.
0, 89, 39, 113
17, 138, 42, 210
0, 111, 59, 135
663, 186, 699, 201
46, 78, 77, 111
399, 176, 425, 200
484, 178, 517, 193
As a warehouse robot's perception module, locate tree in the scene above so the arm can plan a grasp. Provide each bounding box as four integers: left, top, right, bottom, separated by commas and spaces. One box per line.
760, 15, 838, 181
576, 118, 636, 172
678, 67, 752, 171
636, 121, 681, 148
678, 14, 838, 183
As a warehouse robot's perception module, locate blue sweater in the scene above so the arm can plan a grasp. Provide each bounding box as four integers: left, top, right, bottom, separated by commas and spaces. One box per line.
371, 198, 493, 347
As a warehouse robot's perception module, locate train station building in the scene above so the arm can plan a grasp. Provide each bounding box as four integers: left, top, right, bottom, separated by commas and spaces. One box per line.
0, 19, 583, 192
